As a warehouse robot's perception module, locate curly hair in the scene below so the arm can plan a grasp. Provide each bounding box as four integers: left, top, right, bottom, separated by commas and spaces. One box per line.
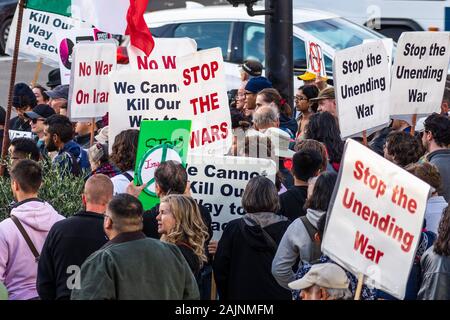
434, 206, 450, 256
385, 131, 424, 167
257, 88, 293, 118
110, 129, 139, 172
160, 195, 209, 266
406, 162, 443, 195
424, 113, 450, 147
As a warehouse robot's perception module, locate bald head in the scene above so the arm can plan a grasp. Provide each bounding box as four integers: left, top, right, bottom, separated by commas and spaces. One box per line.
84, 174, 113, 206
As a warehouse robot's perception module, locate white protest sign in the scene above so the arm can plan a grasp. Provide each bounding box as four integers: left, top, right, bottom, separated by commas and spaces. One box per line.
390, 32, 450, 119
187, 155, 277, 240
177, 48, 232, 155
9, 130, 33, 140
68, 42, 116, 120
127, 37, 197, 70
306, 40, 326, 78
6, 7, 88, 67
322, 139, 430, 299
333, 40, 390, 138
55, 28, 112, 85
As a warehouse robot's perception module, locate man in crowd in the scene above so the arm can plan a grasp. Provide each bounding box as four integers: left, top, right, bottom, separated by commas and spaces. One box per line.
312, 87, 336, 118
422, 113, 450, 202
71, 194, 199, 300
243, 76, 272, 118
0, 160, 64, 300
74, 121, 99, 149
240, 59, 263, 83
46, 69, 61, 90
253, 105, 280, 131
43, 114, 90, 175
8, 138, 40, 164
10, 83, 37, 132
383, 131, 423, 168
24, 104, 55, 158
45, 85, 69, 115
37, 174, 113, 300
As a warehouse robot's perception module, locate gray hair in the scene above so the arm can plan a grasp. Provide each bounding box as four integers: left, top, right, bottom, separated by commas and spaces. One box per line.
325, 288, 353, 300
253, 105, 279, 129
242, 176, 280, 213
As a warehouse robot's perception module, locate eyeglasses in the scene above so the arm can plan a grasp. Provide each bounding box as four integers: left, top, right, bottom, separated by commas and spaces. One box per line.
30, 118, 45, 124
295, 95, 308, 101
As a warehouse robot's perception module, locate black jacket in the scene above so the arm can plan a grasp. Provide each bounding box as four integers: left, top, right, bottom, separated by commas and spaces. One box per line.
213, 217, 291, 300
37, 211, 108, 300
278, 185, 308, 221
9, 116, 31, 132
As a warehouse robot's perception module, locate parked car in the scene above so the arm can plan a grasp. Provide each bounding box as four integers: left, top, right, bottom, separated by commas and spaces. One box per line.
138, 5, 392, 91
0, 0, 16, 55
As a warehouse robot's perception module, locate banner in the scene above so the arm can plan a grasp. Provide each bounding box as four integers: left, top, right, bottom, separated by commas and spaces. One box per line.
187, 155, 277, 240
322, 139, 430, 299
68, 41, 116, 120
305, 40, 326, 78
6, 6, 88, 66
134, 120, 192, 210
333, 40, 391, 138
390, 32, 450, 119
177, 48, 232, 155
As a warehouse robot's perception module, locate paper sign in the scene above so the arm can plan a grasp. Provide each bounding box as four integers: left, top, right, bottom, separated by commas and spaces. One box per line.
9, 130, 33, 140
134, 120, 192, 210
333, 40, 391, 138
187, 155, 277, 240
322, 139, 430, 299
306, 40, 326, 78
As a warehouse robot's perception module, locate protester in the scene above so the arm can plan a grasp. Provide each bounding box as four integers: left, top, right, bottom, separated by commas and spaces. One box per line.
253, 106, 279, 131
32, 85, 50, 105
273, 171, 337, 289
71, 194, 199, 300
278, 149, 323, 221
75, 121, 98, 149
43, 114, 90, 175
422, 113, 450, 202
240, 59, 263, 82
384, 131, 424, 168
235, 83, 246, 111
45, 85, 69, 115
311, 87, 336, 117
418, 206, 450, 300
8, 137, 40, 164
288, 263, 352, 300
37, 174, 113, 300
407, 163, 448, 235
94, 126, 109, 145
294, 139, 328, 172
110, 129, 139, 194
24, 104, 55, 157
213, 176, 291, 300
46, 69, 61, 90
304, 111, 344, 172
157, 194, 209, 279
295, 85, 319, 139
297, 71, 317, 86
10, 83, 37, 132
0, 160, 64, 300
87, 143, 120, 179
243, 76, 272, 118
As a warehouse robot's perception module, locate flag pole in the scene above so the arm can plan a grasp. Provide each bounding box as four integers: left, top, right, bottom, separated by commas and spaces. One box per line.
410, 114, 417, 136
90, 118, 96, 147
1, 0, 25, 177
30, 57, 43, 87
354, 273, 365, 300
362, 130, 368, 146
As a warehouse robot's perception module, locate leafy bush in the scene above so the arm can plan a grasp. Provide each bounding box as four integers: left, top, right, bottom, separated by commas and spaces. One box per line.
0, 161, 86, 222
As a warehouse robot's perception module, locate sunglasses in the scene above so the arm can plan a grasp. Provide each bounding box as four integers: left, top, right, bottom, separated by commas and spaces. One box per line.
30, 118, 45, 124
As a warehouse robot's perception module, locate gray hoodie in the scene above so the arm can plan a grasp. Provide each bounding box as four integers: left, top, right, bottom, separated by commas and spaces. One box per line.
271, 208, 325, 289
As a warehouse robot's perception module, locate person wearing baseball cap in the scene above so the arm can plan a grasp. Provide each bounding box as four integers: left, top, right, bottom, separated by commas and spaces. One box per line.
311, 87, 337, 117
45, 85, 69, 115
288, 263, 352, 300
297, 70, 317, 86
24, 104, 55, 157
240, 59, 263, 82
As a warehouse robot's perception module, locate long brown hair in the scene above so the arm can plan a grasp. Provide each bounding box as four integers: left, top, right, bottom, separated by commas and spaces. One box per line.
257, 88, 292, 118
434, 206, 450, 256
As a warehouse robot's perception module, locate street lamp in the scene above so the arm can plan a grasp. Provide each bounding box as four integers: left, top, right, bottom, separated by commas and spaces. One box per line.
226, 0, 273, 16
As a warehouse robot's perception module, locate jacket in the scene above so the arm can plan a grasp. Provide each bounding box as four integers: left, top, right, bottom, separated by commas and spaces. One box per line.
37, 211, 108, 300
9, 116, 31, 132
427, 149, 450, 202
53, 140, 90, 175
418, 246, 450, 300
74, 134, 91, 150
278, 185, 308, 221
279, 114, 298, 139
272, 208, 325, 289
70, 231, 199, 300
213, 212, 291, 300
424, 196, 448, 235
0, 199, 64, 300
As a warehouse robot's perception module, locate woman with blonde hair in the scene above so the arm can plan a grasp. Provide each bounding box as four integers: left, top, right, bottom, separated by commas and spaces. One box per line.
157, 194, 209, 279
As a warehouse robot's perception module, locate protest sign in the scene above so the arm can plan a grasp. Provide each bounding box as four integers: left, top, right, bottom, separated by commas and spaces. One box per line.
127, 37, 197, 71
9, 130, 33, 140
305, 40, 326, 78
6, 6, 88, 66
333, 40, 391, 138
322, 139, 430, 299
187, 155, 277, 240
134, 120, 191, 210
68, 41, 116, 120
55, 28, 112, 84
177, 48, 232, 155
390, 32, 450, 120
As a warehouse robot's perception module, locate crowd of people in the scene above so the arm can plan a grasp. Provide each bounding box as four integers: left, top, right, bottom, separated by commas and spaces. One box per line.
0, 62, 449, 301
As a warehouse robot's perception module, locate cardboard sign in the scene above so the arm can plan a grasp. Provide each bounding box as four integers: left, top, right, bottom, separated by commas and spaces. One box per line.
128, 37, 197, 71
390, 32, 450, 119
134, 120, 192, 210
306, 40, 326, 78
9, 130, 33, 140
68, 41, 116, 120
6, 7, 88, 67
55, 28, 112, 84
187, 155, 277, 240
322, 139, 430, 299
177, 48, 232, 155
333, 40, 391, 138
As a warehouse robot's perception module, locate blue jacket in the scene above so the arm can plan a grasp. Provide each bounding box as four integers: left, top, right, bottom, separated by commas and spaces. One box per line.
53, 140, 90, 175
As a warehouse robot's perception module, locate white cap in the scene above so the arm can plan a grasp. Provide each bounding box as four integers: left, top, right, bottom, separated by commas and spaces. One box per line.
288, 263, 349, 290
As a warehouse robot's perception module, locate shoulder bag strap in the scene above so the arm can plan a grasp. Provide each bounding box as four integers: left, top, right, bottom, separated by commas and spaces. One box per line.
300, 216, 322, 261
242, 216, 278, 251
10, 215, 40, 262
122, 171, 134, 182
